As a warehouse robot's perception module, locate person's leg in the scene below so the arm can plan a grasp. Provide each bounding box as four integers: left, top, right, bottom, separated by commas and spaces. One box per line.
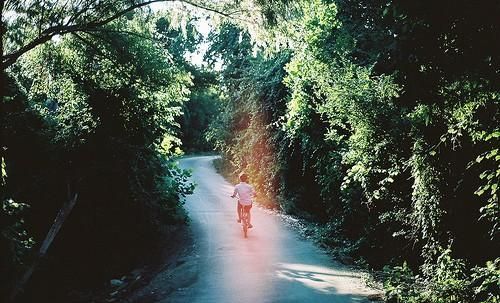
247, 205, 253, 228
237, 202, 242, 223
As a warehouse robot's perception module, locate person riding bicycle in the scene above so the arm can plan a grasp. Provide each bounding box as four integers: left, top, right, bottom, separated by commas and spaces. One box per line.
231, 172, 256, 228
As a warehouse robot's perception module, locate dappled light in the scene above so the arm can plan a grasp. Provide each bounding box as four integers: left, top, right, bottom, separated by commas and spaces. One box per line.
275, 263, 362, 294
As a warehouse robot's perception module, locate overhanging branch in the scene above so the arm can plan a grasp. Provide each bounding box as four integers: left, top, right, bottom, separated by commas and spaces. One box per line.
1, 0, 242, 69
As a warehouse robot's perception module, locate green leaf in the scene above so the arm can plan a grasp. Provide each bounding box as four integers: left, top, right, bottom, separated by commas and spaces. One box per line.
486, 149, 498, 159
491, 183, 498, 193
484, 131, 500, 141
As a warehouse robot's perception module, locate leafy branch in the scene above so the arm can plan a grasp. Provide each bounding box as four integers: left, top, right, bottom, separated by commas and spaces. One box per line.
1, 0, 239, 69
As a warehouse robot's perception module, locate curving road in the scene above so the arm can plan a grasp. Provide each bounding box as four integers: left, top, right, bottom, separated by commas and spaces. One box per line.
166, 156, 379, 303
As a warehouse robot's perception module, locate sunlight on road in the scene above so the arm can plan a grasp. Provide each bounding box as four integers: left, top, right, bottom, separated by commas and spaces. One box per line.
276, 263, 363, 295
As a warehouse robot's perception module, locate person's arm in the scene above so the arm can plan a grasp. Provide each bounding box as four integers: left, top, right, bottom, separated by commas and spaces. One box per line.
231, 186, 237, 198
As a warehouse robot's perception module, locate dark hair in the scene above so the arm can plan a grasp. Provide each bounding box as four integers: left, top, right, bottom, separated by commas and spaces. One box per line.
239, 172, 248, 182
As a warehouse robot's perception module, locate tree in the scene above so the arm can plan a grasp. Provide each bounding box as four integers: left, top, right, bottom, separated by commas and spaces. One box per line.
1, 8, 197, 301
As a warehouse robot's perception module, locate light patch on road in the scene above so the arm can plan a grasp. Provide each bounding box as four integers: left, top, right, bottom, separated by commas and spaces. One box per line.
276, 262, 363, 295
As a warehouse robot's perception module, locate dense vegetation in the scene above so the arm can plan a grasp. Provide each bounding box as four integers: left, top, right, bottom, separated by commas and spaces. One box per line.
0, 3, 199, 301
1, 0, 498, 302
206, 0, 499, 302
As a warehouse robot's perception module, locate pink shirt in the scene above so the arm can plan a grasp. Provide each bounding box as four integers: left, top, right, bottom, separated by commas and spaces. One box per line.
232, 182, 255, 205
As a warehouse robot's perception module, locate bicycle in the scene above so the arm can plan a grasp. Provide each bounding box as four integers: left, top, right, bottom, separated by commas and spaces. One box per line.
231, 196, 252, 238
240, 204, 251, 238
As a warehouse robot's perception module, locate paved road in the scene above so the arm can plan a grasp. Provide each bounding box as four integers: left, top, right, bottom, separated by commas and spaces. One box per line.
167, 156, 378, 303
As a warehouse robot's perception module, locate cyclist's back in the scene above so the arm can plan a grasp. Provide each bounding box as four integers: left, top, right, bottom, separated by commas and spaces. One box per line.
233, 182, 254, 205
231, 172, 256, 228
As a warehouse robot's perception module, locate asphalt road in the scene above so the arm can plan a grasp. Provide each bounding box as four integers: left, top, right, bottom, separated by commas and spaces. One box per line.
167, 155, 378, 303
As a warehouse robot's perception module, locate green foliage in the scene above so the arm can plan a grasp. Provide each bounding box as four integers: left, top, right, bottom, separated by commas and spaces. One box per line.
408, 141, 445, 260
385, 250, 499, 303
384, 262, 423, 303
281, 0, 409, 258
474, 129, 500, 238
179, 68, 221, 153
207, 0, 500, 301
205, 22, 291, 207
1, 199, 34, 263
1, 10, 196, 300
153, 14, 221, 154
471, 258, 500, 303
155, 14, 202, 61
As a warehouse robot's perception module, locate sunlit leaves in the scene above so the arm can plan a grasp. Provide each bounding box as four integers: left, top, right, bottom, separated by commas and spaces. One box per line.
474, 130, 500, 239
1, 198, 35, 264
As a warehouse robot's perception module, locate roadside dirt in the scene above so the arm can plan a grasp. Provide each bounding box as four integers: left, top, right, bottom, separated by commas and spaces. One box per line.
86, 225, 196, 303
120, 230, 199, 303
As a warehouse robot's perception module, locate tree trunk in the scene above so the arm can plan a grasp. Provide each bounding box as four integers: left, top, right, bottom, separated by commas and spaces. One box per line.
8, 191, 79, 302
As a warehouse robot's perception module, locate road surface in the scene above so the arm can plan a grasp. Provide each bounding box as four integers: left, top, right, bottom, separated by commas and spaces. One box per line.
166, 156, 379, 303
